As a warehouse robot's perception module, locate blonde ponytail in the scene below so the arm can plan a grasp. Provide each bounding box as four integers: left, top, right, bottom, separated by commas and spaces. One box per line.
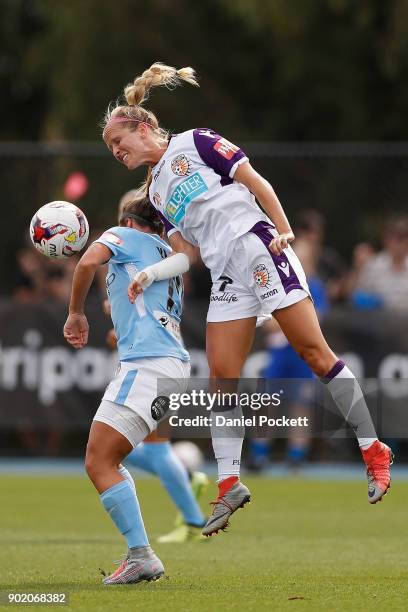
103, 63, 199, 198
124, 62, 198, 106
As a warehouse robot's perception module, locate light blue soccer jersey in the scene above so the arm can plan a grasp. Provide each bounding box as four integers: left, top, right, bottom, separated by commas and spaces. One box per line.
95, 226, 189, 363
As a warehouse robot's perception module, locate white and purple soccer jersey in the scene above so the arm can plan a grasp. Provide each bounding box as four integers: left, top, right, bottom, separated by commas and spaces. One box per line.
149, 128, 270, 280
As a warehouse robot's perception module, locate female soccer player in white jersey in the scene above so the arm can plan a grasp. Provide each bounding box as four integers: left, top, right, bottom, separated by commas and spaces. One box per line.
64, 197, 192, 584
102, 62, 393, 537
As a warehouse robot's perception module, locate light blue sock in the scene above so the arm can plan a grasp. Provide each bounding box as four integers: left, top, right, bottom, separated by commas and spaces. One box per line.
128, 442, 205, 527
126, 443, 156, 475
100, 480, 148, 548
118, 464, 137, 496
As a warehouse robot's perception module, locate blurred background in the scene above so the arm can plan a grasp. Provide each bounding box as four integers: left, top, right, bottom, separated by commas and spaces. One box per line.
1, 0, 408, 466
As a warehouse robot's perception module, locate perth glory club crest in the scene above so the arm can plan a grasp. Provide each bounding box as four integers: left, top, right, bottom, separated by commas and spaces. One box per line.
253, 264, 270, 288
171, 154, 191, 176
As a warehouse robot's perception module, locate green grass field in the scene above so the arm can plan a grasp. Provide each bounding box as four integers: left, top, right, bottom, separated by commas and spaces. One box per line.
1, 474, 408, 611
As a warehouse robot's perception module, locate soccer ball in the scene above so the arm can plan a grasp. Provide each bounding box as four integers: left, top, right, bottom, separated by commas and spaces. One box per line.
172, 441, 204, 472
30, 201, 89, 259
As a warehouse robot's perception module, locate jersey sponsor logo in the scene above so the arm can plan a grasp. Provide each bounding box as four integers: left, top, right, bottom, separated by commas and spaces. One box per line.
210, 292, 238, 304
260, 288, 278, 300
153, 310, 182, 343
101, 231, 123, 245
165, 172, 208, 224
171, 154, 191, 177
253, 264, 271, 288
214, 138, 239, 160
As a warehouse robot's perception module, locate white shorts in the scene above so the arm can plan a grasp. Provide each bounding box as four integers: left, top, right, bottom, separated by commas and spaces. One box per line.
207, 222, 310, 323
95, 356, 190, 438
94, 400, 151, 448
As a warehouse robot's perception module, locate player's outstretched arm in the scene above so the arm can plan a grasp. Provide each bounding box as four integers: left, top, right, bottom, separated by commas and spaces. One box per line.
128, 232, 195, 303
128, 250, 190, 303
64, 243, 112, 349
234, 161, 295, 256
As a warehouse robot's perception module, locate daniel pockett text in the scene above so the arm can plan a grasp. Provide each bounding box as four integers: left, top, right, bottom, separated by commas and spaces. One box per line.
168, 413, 309, 428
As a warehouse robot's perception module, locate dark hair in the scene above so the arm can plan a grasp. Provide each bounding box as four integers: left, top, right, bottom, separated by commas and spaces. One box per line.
119, 197, 164, 235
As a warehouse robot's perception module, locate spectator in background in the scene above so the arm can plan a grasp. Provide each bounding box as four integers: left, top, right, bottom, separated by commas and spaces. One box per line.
345, 242, 376, 306
13, 248, 44, 303
13, 269, 39, 304
294, 210, 347, 302
351, 216, 408, 312
45, 259, 77, 304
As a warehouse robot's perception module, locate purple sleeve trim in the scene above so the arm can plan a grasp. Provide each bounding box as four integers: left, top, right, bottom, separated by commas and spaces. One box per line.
193, 128, 247, 179
322, 359, 346, 383
157, 210, 176, 234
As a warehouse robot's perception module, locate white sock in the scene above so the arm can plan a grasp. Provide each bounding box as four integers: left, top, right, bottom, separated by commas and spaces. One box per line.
358, 438, 377, 450
212, 437, 243, 481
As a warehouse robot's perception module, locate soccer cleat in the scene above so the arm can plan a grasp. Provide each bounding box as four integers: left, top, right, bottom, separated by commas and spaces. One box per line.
172, 471, 210, 530
202, 476, 251, 537
361, 440, 394, 504
103, 546, 164, 585
191, 471, 210, 500
157, 523, 207, 544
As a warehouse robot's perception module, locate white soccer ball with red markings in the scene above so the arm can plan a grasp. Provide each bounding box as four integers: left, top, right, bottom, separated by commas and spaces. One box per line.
30, 201, 89, 259
172, 441, 204, 472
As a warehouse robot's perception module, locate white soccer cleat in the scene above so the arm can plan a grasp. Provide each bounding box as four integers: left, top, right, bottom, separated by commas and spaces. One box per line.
103, 546, 164, 585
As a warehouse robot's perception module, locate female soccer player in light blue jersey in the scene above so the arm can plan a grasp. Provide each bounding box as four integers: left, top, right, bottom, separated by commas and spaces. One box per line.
104, 190, 208, 545
64, 197, 197, 584
102, 62, 393, 537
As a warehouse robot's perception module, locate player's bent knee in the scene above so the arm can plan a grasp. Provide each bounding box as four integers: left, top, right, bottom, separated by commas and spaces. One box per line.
298, 347, 331, 378
209, 362, 242, 378
85, 447, 111, 482
84, 451, 98, 481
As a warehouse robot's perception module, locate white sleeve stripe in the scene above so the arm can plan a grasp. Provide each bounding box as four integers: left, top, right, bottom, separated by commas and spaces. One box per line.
167, 228, 179, 237
125, 263, 146, 317
229, 156, 249, 179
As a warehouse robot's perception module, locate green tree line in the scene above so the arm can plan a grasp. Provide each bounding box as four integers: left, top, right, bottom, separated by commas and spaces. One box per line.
2, 0, 408, 142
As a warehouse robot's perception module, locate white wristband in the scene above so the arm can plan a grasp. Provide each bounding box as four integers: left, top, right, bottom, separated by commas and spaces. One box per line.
134, 253, 190, 289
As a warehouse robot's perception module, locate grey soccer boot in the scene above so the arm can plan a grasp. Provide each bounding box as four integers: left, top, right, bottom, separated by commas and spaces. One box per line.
202, 477, 251, 536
